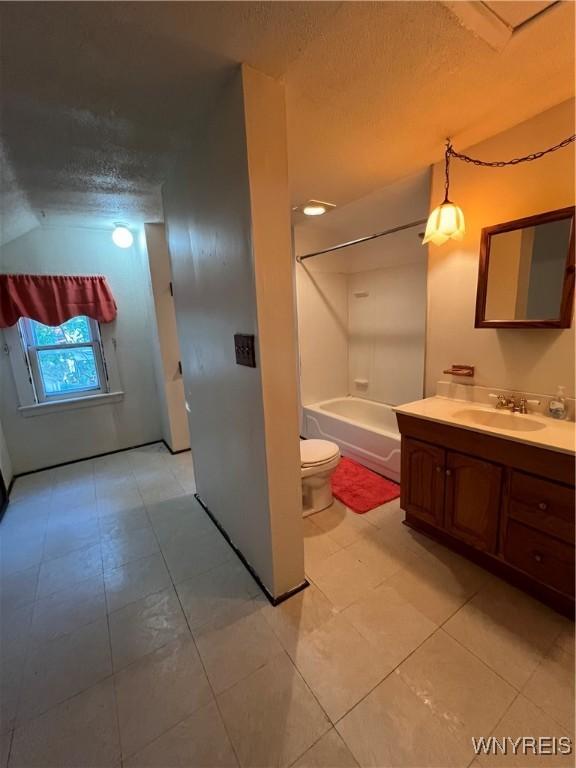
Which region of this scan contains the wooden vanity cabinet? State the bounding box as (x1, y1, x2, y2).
(397, 414, 576, 618)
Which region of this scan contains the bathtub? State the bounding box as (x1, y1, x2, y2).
(302, 396, 401, 482)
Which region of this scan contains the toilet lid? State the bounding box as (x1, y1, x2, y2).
(300, 439, 340, 467)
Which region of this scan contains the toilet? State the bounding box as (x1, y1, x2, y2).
(300, 439, 341, 517)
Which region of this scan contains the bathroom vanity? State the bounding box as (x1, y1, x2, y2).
(395, 397, 575, 617)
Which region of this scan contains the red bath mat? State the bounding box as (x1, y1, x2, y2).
(331, 457, 400, 514)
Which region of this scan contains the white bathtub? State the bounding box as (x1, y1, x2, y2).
(302, 396, 401, 482)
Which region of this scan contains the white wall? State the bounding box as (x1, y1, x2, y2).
(144, 223, 190, 453)
(426, 99, 575, 398)
(0, 226, 162, 473)
(348, 261, 426, 405)
(163, 65, 304, 599)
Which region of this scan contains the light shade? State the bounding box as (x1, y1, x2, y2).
(112, 226, 134, 249)
(422, 202, 465, 246)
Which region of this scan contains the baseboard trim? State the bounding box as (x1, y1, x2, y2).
(161, 440, 192, 456)
(0, 476, 13, 522)
(193, 493, 309, 607)
(12, 439, 165, 479)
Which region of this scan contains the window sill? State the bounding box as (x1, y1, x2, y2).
(18, 391, 125, 418)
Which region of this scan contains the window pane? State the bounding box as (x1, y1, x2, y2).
(37, 347, 100, 396)
(30, 316, 92, 346)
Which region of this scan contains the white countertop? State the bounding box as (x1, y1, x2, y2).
(394, 397, 576, 455)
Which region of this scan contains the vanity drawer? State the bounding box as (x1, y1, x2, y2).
(503, 519, 575, 597)
(508, 471, 575, 544)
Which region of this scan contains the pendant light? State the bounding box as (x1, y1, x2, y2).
(423, 133, 576, 246)
(423, 141, 465, 246)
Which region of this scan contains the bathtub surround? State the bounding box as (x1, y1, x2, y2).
(295, 169, 429, 409)
(426, 99, 575, 398)
(163, 65, 304, 601)
(143, 223, 190, 453)
(0, 226, 163, 474)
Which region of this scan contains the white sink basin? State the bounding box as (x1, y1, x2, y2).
(452, 409, 546, 432)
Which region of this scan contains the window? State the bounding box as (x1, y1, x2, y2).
(17, 316, 109, 403)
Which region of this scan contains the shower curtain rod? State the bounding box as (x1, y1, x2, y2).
(296, 218, 428, 262)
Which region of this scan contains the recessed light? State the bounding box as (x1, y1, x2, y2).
(293, 199, 336, 217)
(112, 224, 133, 248)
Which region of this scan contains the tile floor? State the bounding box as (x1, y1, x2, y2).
(0, 443, 573, 768)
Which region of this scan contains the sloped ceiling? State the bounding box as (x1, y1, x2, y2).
(0, 1, 574, 243)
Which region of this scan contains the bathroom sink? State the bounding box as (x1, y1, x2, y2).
(452, 409, 546, 432)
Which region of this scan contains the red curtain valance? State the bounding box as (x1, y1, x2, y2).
(0, 274, 117, 328)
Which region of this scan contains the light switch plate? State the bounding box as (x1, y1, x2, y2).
(234, 334, 256, 368)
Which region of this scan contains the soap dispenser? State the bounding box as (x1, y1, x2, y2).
(548, 386, 567, 420)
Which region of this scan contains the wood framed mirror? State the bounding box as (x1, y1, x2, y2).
(475, 206, 575, 329)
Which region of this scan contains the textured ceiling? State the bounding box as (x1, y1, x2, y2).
(0, 1, 574, 243)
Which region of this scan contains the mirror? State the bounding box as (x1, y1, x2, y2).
(475, 206, 575, 328)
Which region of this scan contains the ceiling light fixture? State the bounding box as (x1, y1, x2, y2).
(424, 134, 576, 247)
(112, 224, 133, 249)
(294, 199, 336, 217)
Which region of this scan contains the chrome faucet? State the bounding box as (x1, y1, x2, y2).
(493, 394, 539, 414)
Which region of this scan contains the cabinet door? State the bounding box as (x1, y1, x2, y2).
(401, 438, 445, 527)
(444, 451, 502, 552)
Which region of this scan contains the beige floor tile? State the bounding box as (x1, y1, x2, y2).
(397, 630, 516, 746)
(98, 507, 151, 538)
(303, 518, 341, 568)
(137, 478, 186, 506)
(114, 639, 213, 759)
(36, 543, 103, 599)
(262, 583, 337, 655)
(109, 586, 191, 671)
(444, 581, 565, 689)
(345, 526, 420, 583)
(19, 617, 112, 722)
(97, 489, 143, 517)
(359, 498, 402, 529)
(0, 566, 38, 617)
(197, 610, 284, 694)
(306, 549, 384, 611)
(1, 603, 33, 665)
(161, 529, 233, 584)
(311, 503, 373, 547)
(104, 552, 171, 614)
(146, 495, 213, 543)
(291, 613, 392, 722)
(175, 559, 263, 637)
(291, 729, 358, 768)
(343, 582, 436, 670)
(9, 678, 121, 768)
(124, 700, 238, 768)
(523, 644, 575, 731)
(218, 652, 330, 768)
(30, 574, 106, 644)
(337, 671, 472, 768)
(554, 622, 575, 657)
(1, 657, 25, 734)
(43, 516, 100, 562)
(475, 695, 574, 767)
(0, 530, 45, 577)
(101, 527, 160, 572)
(384, 544, 492, 625)
(0, 731, 12, 768)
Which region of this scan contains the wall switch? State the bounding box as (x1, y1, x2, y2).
(234, 334, 256, 368)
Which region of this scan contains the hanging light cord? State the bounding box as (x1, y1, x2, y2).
(447, 133, 576, 168)
(441, 133, 576, 204)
